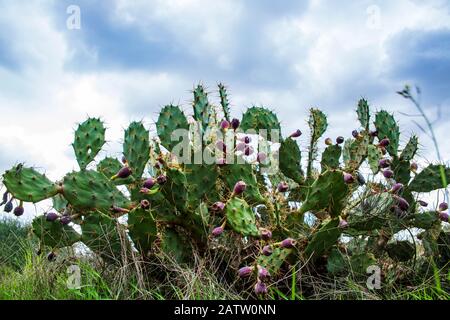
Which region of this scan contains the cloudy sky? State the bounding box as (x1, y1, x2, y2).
(0, 0, 449, 219)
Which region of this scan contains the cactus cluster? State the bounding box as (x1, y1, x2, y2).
(1, 84, 449, 297)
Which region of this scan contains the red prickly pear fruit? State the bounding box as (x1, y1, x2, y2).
(290, 129, 302, 138)
(13, 206, 24, 217)
(143, 178, 156, 189)
(438, 202, 448, 212)
(258, 267, 270, 280)
(47, 252, 56, 262)
(46, 212, 59, 222)
(60, 216, 72, 225)
(393, 195, 410, 211)
(233, 181, 247, 195)
(257, 152, 267, 164)
(339, 219, 349, 229)
(140, 199, 150, 210)
(277, 182, 289, 193)
(157, 174, 167, 185)
(418, 200, 428, 207)
(379, 138, 390, 147)
(212, 226, 224, 237)
(336, 136, 345, 144)
(410, 162, 418, 172)
(112, 166, 132, 180)
(259, 228, 272, 241)
(379, 159, 390, 168)
(439, 212, 449, 222)
(262, 245, 273, 256)
(391, 183, 404, 193)
(211, 201, 225, 212)
(325, 138, 333, 146)
(220, 120, 230, 130)
(382, 169, 394, 179)
(244, 145, 254, 156)
(238, 266, 253, 278)
(216, 140, 227, 152)
(351, 130, 359, 138)
(344, 173, 354, 184)
(231, 118, 240, 130)
(280, 238, 296, 249)
(254, 280, 268, 295)
(4, 200, 13, 213)
(236, 142, 246, 152)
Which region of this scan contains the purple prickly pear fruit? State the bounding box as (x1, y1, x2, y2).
(220, 120, 230, 130)
(260, 228, 272, 241)
(352, 130, 359, 138)
(112, 166, 132, 180)
(438, 202, 448, 212)
(343, 173, 354, 184)
(379, 138, 390, 147)
(379, 159, 390, 169)
(0, 191, 8, 206)
(46, 212, 59, 222)
(262, 245, 273, 256)
(277, 182, 289, 193)
(231, 118, 240, 130)
(339, 219, 349, 229)
(257, 152, 267, 164)
(211, 201, 225, 212)
(4, 200, 13, 213)
(280, 238, 296, 249)
(258, 267, 270, 280)
(254, 280, 268, 295)
(157, 174, 167, 185)
(370, 130, 378, 137)
(216, 140, 227, 152)
(383, 169, 394, 179)
(242, 136, 251, 144)
(391, 183, 404, 194)
(212, 226, 224, 237)
(236, 142, 246, 152)
(439, 212, 449, 222)
(143, 178, 156, 189)
(140, 199, 150, 210)
(336, 136, 345, 144)
(238, 266, 253, 278)
(47, 252, 56, 262)
(325, 138, 333, 146)
(244, 145, 254, 156)
(410, 162, 418, 172)
(233, 181, 247, 195)
(13, 206, 24, 217)
(418, 200, 428, 207)
(393, 195, 410, 211)
(289, 129, 302, 138)
(60, 216, 71, 225)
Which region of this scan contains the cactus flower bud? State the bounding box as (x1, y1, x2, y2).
(344, 173, 354, 184)
(111, 166, 132, 180)
(438, 202, 448, 212)
(325, 138, 333, 146)
(383, 169, 394, 179)
(212, 226, 224, 237)
(258, 267, 270, 280)
(410, 162, 418, 172)
(439, 212, 449, 222)
(60, 216, 72, 225)
(257, 152, 267, 164)
(418, 200, 428, 207)
(277, 182, 289, 193)
(233, 181, 247, 195)
(379, 159, 391, 169)
(4, 200, 13, 213)
(379, 138, 390, 147)
(231, 118, 240, 130)
(46, 212, 59, 222)
(280, 238, 296, 249)
(254, 280, 268, 295)
(140, 199, 150, 210)
(157, 174, 167, 185)
(211, 201, 225, 212)
(391, 183, 404, 194)
(393, 195, 410, 211)
(262, 245, 273, 256)
(260, 228, 272, 241)
(238, 266, 253, 278)
(220, 120, 230, 130)
(13, 206, 24, 217)
(290, 129, 302, 138)
(339, 219, 349, 229)
(143, 178, 156, 189)
(336, 136, 345, 144)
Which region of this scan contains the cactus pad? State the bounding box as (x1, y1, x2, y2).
(72, 118, 106, 170)
(374, 110, 400, 156)
(367, 145, 383, 174)
(400, 135, 419, 161)
(409, 164, 450, 192)
(156, 105, 189, 153)
(279, 137, 304, 184)
(357, 98, 370, 130)
(161, 167, 188, 213)
(218, 83, 231, 121)
(225, 197, 259, 237)
(123, 122, 150, 179)
(32, 215, 80, 248)
(240, 106, 281, 141)
(321, 145, 342, 172)
(304, 218, 341, 259)
(128, 207, 157, 255)
(257, 247, 293, 275)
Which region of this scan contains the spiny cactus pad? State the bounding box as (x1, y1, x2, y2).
(128, 207, 157, 255)
(123, 122, 150, 179)
(321, 145, 342, 172)
(161, 167, 188, 213)
(156, 105, 189, 153)
(240, 106, 280, 141)
(225, 197, 259, 237)
(3, 166, 59, 203)
(257, 247, 293, 275)
(304, 218, 341, 259)
(357, 98, 370, 130)
(32, 215, 80, 248)
(374, 110, 400, 156)
(72, 118, 106, 170)
(400, 135, 419, 161)
(279, 137, 304, 184)
(218, 83, 231, 121)
(409, 164, 450, 192)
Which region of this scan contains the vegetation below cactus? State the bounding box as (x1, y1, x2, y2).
(0, 83, 449, 300)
